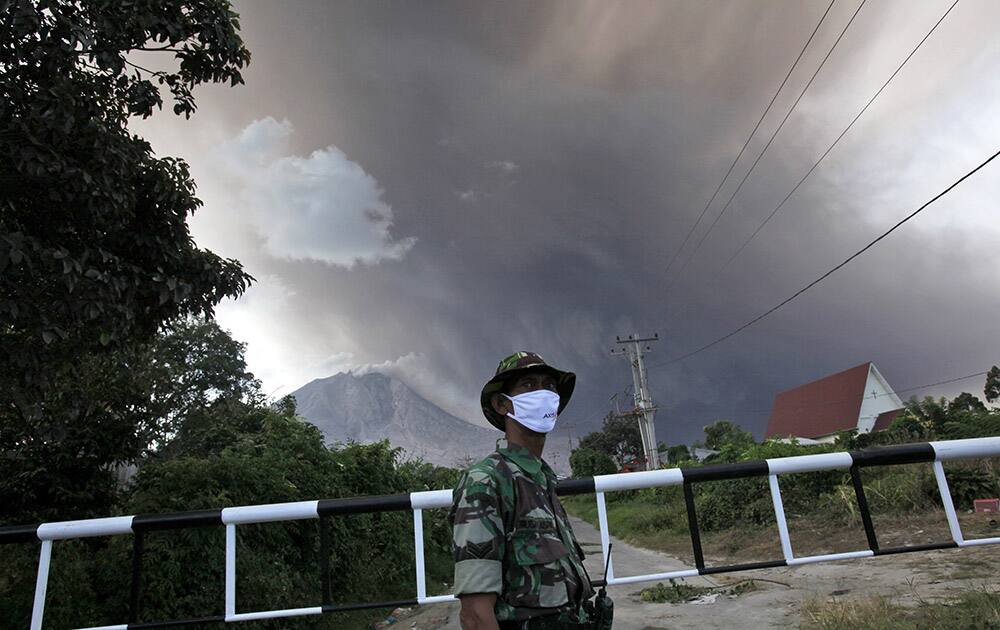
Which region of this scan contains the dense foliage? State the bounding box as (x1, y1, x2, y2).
(1, 0, 255, 520)
(0, 4, 461, 627)
(569, 446, 616, 478)
(569, 372, 1000, 533)
(0, 321, 458, 628)
(986, 366, 999, 404)
(575, 412, 644, 468)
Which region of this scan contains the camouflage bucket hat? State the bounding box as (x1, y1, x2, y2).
(480, 351, 576, 431)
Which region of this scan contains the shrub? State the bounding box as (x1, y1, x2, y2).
(570, 447, 617, 478)
(694, 477, 774, 531)
(944, 462, 1000, 510)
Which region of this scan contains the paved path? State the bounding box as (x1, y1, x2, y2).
(399, 516, 995, 629)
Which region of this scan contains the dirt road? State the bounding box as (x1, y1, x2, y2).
(400, 516, 998, 629)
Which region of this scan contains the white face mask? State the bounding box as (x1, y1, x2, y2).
(505, 389, 560, 434)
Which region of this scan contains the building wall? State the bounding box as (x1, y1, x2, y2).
(811, 433, 840, 444)
(856, 364, 904, 433)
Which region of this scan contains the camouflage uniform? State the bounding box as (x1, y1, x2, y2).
(450, 439, 594, 624)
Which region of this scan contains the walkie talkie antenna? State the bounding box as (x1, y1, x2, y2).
(600, 543, 613, 593)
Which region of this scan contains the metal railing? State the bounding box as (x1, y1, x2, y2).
(2, 436, 999, 629)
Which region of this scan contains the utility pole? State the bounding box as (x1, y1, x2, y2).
(611, 333, 660, 470)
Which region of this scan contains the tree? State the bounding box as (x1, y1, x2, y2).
(896, 392, 1000, 443)
(1, 319, 460, 627)
(569, 447, 617, 478)
(1, 318, 262, 522)
(986, 366, 1000, 404)
(2, 403, 447, 629)
(903, 396, 950, 433)
(950, 392, 987, 414)
(664, 444, 692, 466)
(2, 0, 253, 382)
(576, 412, 644, 467)
(702, 420, 754, 451)
(140, 318, 262, 446)
(1, 1, 253, 520)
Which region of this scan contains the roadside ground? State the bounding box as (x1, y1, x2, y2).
(396, 514, 1000, 629)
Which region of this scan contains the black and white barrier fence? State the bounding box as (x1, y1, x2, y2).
(3, 436, 1000, 629)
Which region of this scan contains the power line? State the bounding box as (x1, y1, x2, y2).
(666, 0, 868, 292)
(721, 0, 962, 271)
(888, 370, 989, 399)
(650, 146, 1000, 368)
(662, 0, 838, 279)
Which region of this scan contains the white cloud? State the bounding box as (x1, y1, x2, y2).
(214, 275, 358, 397)
(485, 159, 519, 174)
(455, 189, 478, 203)
(214, 117, 415, 266)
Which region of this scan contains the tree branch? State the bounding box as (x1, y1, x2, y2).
(76, 45, 183, 55)
(125, 59, 159, 76)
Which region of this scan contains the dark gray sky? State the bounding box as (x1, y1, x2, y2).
(134, 0, 1000, 447)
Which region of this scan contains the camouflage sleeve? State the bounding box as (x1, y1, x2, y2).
(450, 467, 505, 595)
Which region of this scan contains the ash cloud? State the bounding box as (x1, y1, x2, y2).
(139, 0, 1000, 444)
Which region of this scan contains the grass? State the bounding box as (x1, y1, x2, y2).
(638, 578, 759, 604)
(563, 490, 987, 566)
(566, 488, 1000, 628)
(563, 460, 1000, 628)
(562, 494, 693, 558)
(563, 493, 789, 564)
(639, 580, 713, 603)
(802, 588, 1000, 629)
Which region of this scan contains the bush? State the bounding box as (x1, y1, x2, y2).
(856, 466, 940, 514)
(570, 447, 617, 478)
(943, 462, 1000, 510)
(694, 477, 774, 531)
(0, 406, 457, 629)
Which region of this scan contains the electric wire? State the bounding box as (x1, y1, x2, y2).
(883, 371, 991, 402)
(666, 0, 868, 292)
(721, 0, 962, 271)
(650, 146, 1000, 368)
(661, 0, 838, 279)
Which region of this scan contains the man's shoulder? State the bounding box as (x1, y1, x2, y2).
(461, 452, 510, 484)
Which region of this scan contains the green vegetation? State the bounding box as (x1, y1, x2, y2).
(2, 0, 253, 523)
(576, 412, 645, 468)
(638, 578, 758, 603)
(986, 367, 1000, 404)
(639, 580, 713, 603)
(0, 5, 460, 627)
(566, 377, 1000, 560)
(570, 447, 617, 478)
(802, 589, 1000, 629)
(0, 320, 458, 628)
(639, 580, 759, 604)
(702, 419, 754, 451)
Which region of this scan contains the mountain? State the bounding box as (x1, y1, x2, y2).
(291, 371, 500, 467)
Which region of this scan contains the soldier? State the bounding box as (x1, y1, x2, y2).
(451, 352, 596, 629)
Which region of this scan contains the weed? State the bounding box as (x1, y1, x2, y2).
(728, 579, 760, 597)
(638, 578, 760, 604)
(802, 587, 1000, 629)
(639, 580, 712, 603)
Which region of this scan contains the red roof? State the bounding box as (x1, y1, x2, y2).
(765, 363, 872, 439)
(872, 408, 904, 432)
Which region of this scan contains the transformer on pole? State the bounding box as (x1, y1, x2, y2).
(612, 333, 660, 470)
